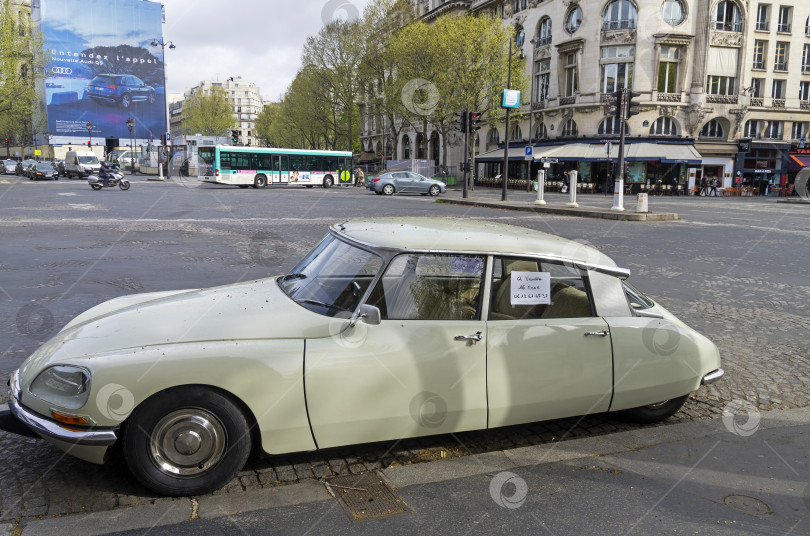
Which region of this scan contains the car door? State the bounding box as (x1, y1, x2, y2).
(408, 172, 428, 193)
(306, 253, 488, 449)
(486, 257, 614, 428)
(391, 171, 412, 192)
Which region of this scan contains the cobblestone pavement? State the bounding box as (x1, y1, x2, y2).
(0, 182, 808, 529)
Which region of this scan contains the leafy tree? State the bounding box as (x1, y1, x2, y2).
(0, 0, 47, 145)
(181, 86, 235, 137)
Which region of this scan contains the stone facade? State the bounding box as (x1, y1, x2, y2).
(182, 77, 264, 147)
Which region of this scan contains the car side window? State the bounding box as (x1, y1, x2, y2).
(489, 257, 594, 320)
(367, 254, 484, 320)
(391, 172, 407, 179)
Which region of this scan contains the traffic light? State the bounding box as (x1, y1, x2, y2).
(455, 112, 468, 133)
(87, 141, 91, 148)
(625, 90, 641, 119)
(160, 133, 167, 146)
(469, 111, 483, 132)
(610, 90, 623, 119)
(232, 130, 239, 144)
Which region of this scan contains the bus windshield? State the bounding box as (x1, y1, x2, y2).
(198, 147, 215, 175)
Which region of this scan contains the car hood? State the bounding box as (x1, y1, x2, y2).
(17, 277, 338, 380)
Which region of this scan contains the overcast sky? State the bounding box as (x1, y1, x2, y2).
(161, 0, 373, 102)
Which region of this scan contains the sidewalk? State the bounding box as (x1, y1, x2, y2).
(14, 407, 810, 535)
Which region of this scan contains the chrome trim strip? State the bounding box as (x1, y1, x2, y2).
(701, 368, 725, 385)
(8, 372, 116, 447)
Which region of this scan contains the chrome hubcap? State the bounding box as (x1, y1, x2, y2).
(149, 409, 226, 476)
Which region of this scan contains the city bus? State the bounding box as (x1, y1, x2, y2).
(198, 146, 353, 189)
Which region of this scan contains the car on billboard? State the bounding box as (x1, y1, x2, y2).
(87, 74, 156, 108)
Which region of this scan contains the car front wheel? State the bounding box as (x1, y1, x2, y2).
(429, 185, 441, 196)
(619, 394, 689, 424)
(382, 184, 395, 196)
(121, 93, 132, 108)
(122, 387, 252, 497)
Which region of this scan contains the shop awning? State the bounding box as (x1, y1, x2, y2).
(357, 152, 377, 163)
(477, 142, 703, 164)
(475, 146, 532, 162)
(788, 154, 810, 172)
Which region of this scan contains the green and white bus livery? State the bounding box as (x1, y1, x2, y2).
(198, 146, 352, 189)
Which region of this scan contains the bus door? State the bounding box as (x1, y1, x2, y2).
(279, 155, 290, 183)
(339, 157, 351, 185)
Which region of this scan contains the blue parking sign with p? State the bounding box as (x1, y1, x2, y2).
(525, 146, 532, 157)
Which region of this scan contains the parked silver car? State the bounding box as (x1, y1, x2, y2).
(2, 159, 17, 174)
(368, 171, 446, 196)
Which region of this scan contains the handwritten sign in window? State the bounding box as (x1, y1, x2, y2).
(511, 271, 551, 305)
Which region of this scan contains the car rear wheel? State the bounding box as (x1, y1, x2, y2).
(121, 93, 132, 108)
(123, 387, 252, 497)
(382, 184, 395, 196)
(619, 394, 689, 424)
(429, 185, 441, 196)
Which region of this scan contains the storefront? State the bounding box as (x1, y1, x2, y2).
(788, 147, 810, 188)
(735, 142, 790, 195)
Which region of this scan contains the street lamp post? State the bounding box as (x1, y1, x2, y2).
(151, 38, 176, 180)
(501, 30, 525, 202)
(86, 122, 93, 151)
(126, 118, 135, 174)
(527, 36, 539, 192)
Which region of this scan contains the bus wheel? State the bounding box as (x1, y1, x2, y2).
(254, 175, 267, 188)
(323, 175, 334, 189)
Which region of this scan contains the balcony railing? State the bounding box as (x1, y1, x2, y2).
(756, 21, 769, 31)
(706, 94, 739, 104)
(777, 23, 791, 33)
(750, 97, 764, 106)
(602, 19, 636, 31)
(657, 92, 681, 102)
(532, 100, 546, 110)
(774, 62, 788, 71)
(535, 36, 552, 46)
(712, 21, 743, 32)
(802, 100, 810, 110)
(772, 98, 786, 108)
(803, 64, 810, 73)
(560, 96, 576, 105)
(753, 61, 765, 70)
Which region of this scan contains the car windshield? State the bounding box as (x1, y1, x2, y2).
(37, 163, 54, 171)
(78, 156, 99, 164)
(279, 234, 383, 318)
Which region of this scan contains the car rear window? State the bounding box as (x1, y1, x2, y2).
(91, 76, 119, 85)
(622, 282, 655, 310)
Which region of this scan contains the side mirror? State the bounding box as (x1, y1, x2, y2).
(352, 304, 381, 326)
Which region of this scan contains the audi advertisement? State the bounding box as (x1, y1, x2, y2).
(34, 0, 166, 142)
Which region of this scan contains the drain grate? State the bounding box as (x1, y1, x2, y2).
(723, 495, 771, 516)
(324, 472, 409, 521)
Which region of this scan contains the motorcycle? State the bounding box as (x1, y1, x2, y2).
(88, 168, 130, 191)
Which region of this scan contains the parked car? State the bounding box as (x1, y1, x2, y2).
(87, 74, 156, 108)
(15, 159, 36, 176)
(54, 160, 67, 177)
(4, 218, 723, 496)
(2, 159, 17, 174)
(29, 162, 59, 181)
(368, 171, 446, 196)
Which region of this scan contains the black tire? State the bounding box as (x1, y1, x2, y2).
(119, 180, 130, 191)
(382, 184, 395, 196)
(429, 185, 441, 196)
(323, 175, 334, 189)
(254, 175, 267, 188)
(55, 176, 59, 181)
(618, 394, 689, 424)
(121, 93, 132, 108)
(122, 387, 252, 497)
(90, 184, 102, 190)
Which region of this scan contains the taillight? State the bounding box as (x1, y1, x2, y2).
(215, 169, 219, 177)
(104, 85, 117, 90)
(372, 178, 381, 182)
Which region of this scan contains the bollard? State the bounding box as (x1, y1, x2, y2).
(636, 192, 648, 213)
(566, 170, 579, 208)
(611, 179, 625, 211)
(534, 169, 546, 205)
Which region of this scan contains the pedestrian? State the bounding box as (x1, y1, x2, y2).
(699, 176, 708, 196)
(710, 177, 718, 196)
(355, 167, 365, 187)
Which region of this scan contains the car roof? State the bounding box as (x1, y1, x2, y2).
(331, 218, 625, 276)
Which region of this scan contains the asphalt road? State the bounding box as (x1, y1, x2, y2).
(0, 174, 809, 529)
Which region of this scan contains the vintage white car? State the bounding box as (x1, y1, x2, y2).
(5, 218, 723, 496)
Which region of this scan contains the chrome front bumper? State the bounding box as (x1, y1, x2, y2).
(701, 368, 725, 385)
(8, 370, 117, 447)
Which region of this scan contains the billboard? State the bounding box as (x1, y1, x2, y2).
(35, 0, 166, 143)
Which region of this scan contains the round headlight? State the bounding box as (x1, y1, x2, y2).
(29, 365, 91, 410)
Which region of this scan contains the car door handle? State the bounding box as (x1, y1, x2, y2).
(585, 330, 609, 337)
(454, 331, 483, 344)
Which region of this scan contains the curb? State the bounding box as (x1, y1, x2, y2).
(436, 198, 679, 221)
(14, 407, 810, 533)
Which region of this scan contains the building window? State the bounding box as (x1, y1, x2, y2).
(662, 0, 685, 26)
(601, 46, 635, 93)
(564, 53, 578, 96)
(707, 75, 735, 95)
(806, 16, 810, 36)
(657, 46, 681, 93)
(561, 119, 578, 137)
(536, 59, 550, 101)
(603, 0, 637, 30)
(772, 79, 785, 99)
(751, 78, 764, 98)
(699, 119, 725, 138)
(650, 117, 678, 136)
(744, 120, 762, 138)
(535, 123, 548, 140)
(756, 4, 770, 31)
(800, 81, 810, 101)
(803, 45, 810, 72)
(488, 128, 500, 144)
(775, 42, 789, 70)
(537, 17, 552, 46)
(598, 117, 627, 135)
(565, 7, 583, 33)
(514, 0, 528, 13)
(777, 6, 792, 32)
(712, 1, 742, 32)
(791, 122, 809, 140)
(510, 124, 523, 141)
(763, 121, 783, 139)
(753, 40, 767, 69)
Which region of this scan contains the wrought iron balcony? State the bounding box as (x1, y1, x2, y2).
(602, 19, 636, 31)
(706, 94, 739, 104)
(657, 93, 681, 102)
